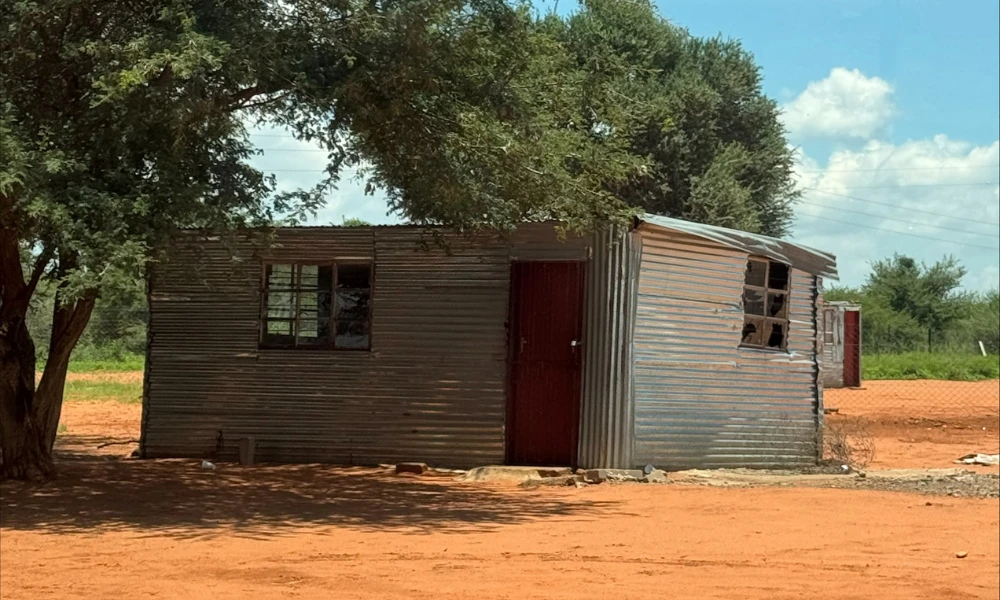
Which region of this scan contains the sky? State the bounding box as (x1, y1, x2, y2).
(249, 0, 1000, 292)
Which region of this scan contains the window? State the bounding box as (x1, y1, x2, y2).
(740, 258, 790, 351)
(823, 308, 835, 345)
(260, 263, 372, 350)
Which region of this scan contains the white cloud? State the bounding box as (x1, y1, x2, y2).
(791, 137, 1000, 291)
(248, 125, 401, 225)
(781, 67, 896, 139)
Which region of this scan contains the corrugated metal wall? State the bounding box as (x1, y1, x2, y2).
(820, 301, 846, 388)
(577, 227, 640, 469)
(143, 226, 560, 468)
(632, 227, 821, 469)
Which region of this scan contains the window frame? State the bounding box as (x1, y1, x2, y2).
(740, 257, 791, 352)
(258, 260, 373, 351)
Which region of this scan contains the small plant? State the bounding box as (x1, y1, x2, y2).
(823, 417, 875, 471)
(57, 423, 68, 435)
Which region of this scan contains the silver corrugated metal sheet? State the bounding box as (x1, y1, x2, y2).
(577, 227, 639, 469)
(142, 227, 514, 468)
(639, 213, 838, 280)
(632, 227, 821, 469)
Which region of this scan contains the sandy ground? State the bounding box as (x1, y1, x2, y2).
(1, 376, 998, 599)
(825, 380, 1000, 472)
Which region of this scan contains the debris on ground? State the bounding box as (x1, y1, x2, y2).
(585, 469, 645, 483)
(956, 551, 969, 558)
(200, 460, 217, 471)
(395, 462, 429, 475)
(954, 453, 1000, 466)
(668, 467, 1000, 498)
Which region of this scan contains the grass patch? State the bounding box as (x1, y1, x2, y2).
(864, 352, 1000, 381)
(37, 353, 145, 373)
(64, 380, 142, 404)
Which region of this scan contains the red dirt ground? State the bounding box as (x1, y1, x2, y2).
(825, 380, 1000, 472)
(1, 377, 998, 600)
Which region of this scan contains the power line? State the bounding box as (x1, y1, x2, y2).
(797, 200, 1000, 238)
(811, 182, 998, 190)
(802, 187, 1000, 226)
(794, 213, 1000, 251)
(798, 165, 1000, 174)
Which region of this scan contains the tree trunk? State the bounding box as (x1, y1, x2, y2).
(0, 292, 95, 481)
(0, 310, 55, 480)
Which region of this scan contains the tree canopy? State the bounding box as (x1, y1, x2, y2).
(826, 255, 996, 355)
(1, 0, 797, 479)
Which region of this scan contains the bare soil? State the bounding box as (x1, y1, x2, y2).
(825, 380, 1000, 472)
(1, 376, 998, 599)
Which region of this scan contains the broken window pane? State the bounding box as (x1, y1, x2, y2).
(745, 259, 767, 287)
(741, 317, 763, 346)
(767, 261, 790, 290)
(765, 321, 786, 349)
(743, 288, 765, 315)
(261, 262, 372, 351)
(336, 289, 371, 321)
(741, 258, 792, 351)
(337, 263, 370, 289)
(767, 292, 787, 318)
(335, 319, 370, 349)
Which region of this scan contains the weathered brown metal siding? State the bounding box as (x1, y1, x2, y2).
(143, 227, 518, 468)
(577, 227, 639, 469)
(632, 226, 821, 469)
(508, 222, 591, 261)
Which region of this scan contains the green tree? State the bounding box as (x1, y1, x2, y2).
(864, 255, 969, 352)
(549, 0, 798, 236)
(0, 0, 643, 479)
(340, 217, 371, 227)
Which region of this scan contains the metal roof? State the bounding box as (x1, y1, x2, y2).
(636, 213, 838, 280)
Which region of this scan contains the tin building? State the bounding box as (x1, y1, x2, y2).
(141, 214, 837, 470)
(819, 301, 862, 388)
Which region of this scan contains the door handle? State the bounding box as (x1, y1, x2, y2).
(570, 340, 581, 347)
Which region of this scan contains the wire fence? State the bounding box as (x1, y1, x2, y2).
(26, 295, 999, 467)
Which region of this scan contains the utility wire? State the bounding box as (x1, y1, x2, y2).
(794, 213, 1000, 251)
(802, 187, 1000, 226)
(797, 200, 1000, 238)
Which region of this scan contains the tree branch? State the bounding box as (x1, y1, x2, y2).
(24, 246, 55, 299)
(225, 83, 287, 112)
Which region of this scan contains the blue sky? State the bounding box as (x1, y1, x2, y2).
(251, 0, 1000, 291)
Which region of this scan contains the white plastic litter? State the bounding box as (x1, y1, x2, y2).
(955, 453, 1000, 466)
(201, 460, 217, 470)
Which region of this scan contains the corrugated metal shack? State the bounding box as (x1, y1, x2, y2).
(141, 215, 838, 470)
(820, 301, 862, 388)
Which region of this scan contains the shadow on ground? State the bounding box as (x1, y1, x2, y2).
(1, 443, 619, 539)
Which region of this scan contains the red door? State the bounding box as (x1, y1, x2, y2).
(507, 261, 585, 466)
(843, 310, 861, 387)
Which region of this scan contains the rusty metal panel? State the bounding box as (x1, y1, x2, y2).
(142, 227, 511, 468)
(632, 227, 821, 469)
(577, 227, 639, 469)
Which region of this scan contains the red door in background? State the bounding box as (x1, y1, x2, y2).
(507, 261, 585, 467)
(843, 310, 861, 387)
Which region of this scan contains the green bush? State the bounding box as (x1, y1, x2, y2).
(863, 352, 1000, 382)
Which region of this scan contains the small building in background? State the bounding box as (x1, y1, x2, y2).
(820, 301, 862, 388)
(141, 214, 838, 471)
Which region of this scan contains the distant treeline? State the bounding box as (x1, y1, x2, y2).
(826, 255, 999, 355)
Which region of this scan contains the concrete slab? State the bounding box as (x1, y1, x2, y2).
(460, 466, 573, 482)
